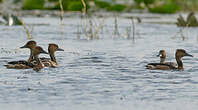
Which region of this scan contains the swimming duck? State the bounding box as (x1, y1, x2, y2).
(4, 46, 47, 69)
(6, 40, 37, 67)
(20, 40, 37, 62)
(146, 49, 193, 70)
(39, 44, 64, 67)
(32, 46, 48, 71)
(157, 50, 177, 67)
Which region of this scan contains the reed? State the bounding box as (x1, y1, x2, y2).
(77, 24, 81, 39)
(114, 16, 120, 36)
(59, 0, 64, 25)
(78, 17, 106, 40)
(81, 0, 86, 15)
(93, 18, 105, 39)
(179, 28, 185, 40)
(88, 19, 94, 40)
(18, 17, 32, 39)
(131, 17, 135, 41)
(81, 17, 88, 39)
(125, 27, 130, 39)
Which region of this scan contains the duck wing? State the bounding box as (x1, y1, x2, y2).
(7, 60, 34, 67)
(4, 60, 34, 69)
(146, 63, 177, 70)
(165, 62, 177, 67)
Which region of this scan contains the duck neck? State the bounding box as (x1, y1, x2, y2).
(176, 57, 183, 70)
(160, 57, 165, 63)
(49, 50, 57, 64)
(28, 49, 34, 62)
(34, 55, 43, 66)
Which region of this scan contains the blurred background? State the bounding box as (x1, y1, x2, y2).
(0, 0, 197, 14)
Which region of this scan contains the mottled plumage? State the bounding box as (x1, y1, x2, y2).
(34, 44, 64, 67)
(4, 45, 48, 70)
(146, 49, 193, 70)
(32, 46, 48, 71)
(4, 41, 37, 69)
(157, 50, 177, 67)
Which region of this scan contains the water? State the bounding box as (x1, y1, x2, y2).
(0, 14, 198, 110)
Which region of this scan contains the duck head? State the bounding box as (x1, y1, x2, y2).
(157, 50, 166, 63)
(175, 49, 193, 59)
(157, 50, 166, 58)
(33, 46, 48, 56)
(20, 40, 37, 49)
(48, 43, 64, 53)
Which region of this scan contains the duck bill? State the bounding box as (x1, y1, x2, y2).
(156, 53, 162, 57)
(20, 45, 28, 48)
(185, 53, 193, 57)
(57, 48, 64, 51)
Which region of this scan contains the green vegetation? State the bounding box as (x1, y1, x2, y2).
(149, 2, 179, 14)
(53, 0, 89, 11)
(22, 0, 45, 10)
(134, 0, 180, 13)
(67, 1, 84, 11)
(176, 12, 198, 27)
(7, 0, 198, 13)
(134, 0, 155, 6)
(94, 0, 111, 9)
(107, 4, 126, 12)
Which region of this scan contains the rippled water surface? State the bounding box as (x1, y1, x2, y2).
(0, 14, 198, 110)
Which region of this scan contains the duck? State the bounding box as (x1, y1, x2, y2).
(36, 43, 64, 67)
(157, 50, 177, 67)
(146, 49, 193, 70)
(32, 46, 48, 71)
(6, 40, 37, 67)
(4, 45, 48, 69)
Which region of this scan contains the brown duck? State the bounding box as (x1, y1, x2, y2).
(39, 44, 64, 67)
(157, 50, 177, 67)
(20, 40, 37, 62)
(4, 45, 48, 69)
(32, 46, 48, 71)
(5, 40, 37, 66)
(146, 49, 193, 70)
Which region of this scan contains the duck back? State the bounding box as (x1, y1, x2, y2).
(146, 63, 177, 70)
(4, 60, 34, 69)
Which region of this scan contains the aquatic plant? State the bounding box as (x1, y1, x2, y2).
(67, 1, 84, 11)
(131, 18, 135, 41)
(22, 0, 45, 10)
(79, 16, 105, 40)
(125, 18, 136, 40)
(114, 17, 119, 35)
(94, 0, 111, 9)
(59, 0, 64, 25)
(19, 18, 33, 39)
(107, 4, 126, 12)
(175, 0, 198, 12)
(176, 12, 198, 27)
(149, 2, 179, 14)
(81, 0, 87, 15)
(2, 14, 22, 26)
(134, 0, 155, 6)
(53, 0, 88, 11)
